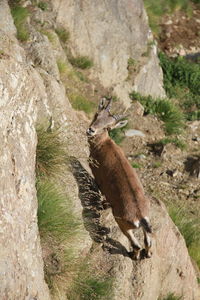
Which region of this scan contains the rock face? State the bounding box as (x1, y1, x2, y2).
(52, 0, 165, 106)
(0, 2, 50, 299)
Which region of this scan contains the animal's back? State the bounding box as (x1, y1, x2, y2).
(89, 138, 150, 222)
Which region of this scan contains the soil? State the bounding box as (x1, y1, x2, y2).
(158, 3, 200, 56)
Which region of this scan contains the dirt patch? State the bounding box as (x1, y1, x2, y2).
(158, 4, 200, 56)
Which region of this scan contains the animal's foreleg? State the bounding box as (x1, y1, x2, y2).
(126, 229, 141, 260)
(143, 229, 152, 258)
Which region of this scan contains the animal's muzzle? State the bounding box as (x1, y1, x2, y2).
(86, 127, 96, 136)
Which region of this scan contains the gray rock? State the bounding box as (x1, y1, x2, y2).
(125, 129, 146, 137)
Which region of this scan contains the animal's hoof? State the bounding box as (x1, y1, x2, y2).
(145, 250, 152, 258)
(128, 251, 140, 260)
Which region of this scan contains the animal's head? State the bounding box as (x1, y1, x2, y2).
(87, 97, 128, 137)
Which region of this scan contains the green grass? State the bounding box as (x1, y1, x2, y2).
(67, 260, 113, 300)
(55, 27, 70, 43)
(40, 30, 56, 44)
(69, 56, 93, 69)
(168, 205, 200, 268)
(38, 1, 48, 10)
(109, 127, 126, 145)
(152, 161, 162, 168)
(69, 94, 96, 114)
(132, 162, 142, 169)
(130, 92, 185, 135)
(160, 293, 182, 300)
(10, 5, 29, 41)
(57, 59, 67, 74)
(37, 179, 80, 241)
(159, 137, 186, 150)
(159, 52, 200, 121)
(36, 126, 67, 178)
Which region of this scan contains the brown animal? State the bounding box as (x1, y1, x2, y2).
(87, 97, 152, 259)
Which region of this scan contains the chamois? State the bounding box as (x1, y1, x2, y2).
(87, 97, 152, 259)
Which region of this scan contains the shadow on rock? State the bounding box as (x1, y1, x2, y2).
(184, 155, 200, 178)
(70, 157, 131, 258)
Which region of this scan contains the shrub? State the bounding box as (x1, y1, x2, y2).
(55, 27, 70, 43)
(168, 205, 200, 268)
(36, 126, 67, 178)
(130, 92, 185, 135)
(37, 180, 80, 242)
(10, 5, 29, 41)
(69, 94, 96, 114)
(69, 56, 93, 69)
(67, 260, 113, 300)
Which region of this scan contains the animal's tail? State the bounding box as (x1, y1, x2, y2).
(140, 218, 152, 233)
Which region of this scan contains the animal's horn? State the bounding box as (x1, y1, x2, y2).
(113, 113, 128, 121)
(105, 97, 112, 112)
(98, 97, 107, 111)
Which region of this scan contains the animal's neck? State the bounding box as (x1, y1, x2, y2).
(88, 131, 110, 150)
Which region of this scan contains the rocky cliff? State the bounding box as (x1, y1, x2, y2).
(0, 0, 199, 299)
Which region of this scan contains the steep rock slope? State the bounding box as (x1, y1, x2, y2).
(0, 0, 199, 299)
(52, 0, 165, 106)
(0, 1, 50, 299)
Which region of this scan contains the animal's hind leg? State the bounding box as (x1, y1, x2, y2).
(143, 229, 152, 258)
(126, 229, 142, 260)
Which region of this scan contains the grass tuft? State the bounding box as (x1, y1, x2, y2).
(69, 94, 96, 114)
(38, 1, 48, 11)
(130, 92, 185, 135)
(37, 179, 80, 242)
(69, 56, 93, 69)
(10, 5, 29, 41)
(36, 126, 67, 178)
(67, 260, 113, 300)
(57, 59, 67, 74)
(55, 27, 70, 43)
(159, 137, 186, 150)
(168, 205, 200, 268)
(160, 293, 182, 300)
(132, 162, 142, 169)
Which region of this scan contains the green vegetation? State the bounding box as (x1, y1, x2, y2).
(160, 293, 182, 300)
(69, 94, 96, 114)
(130, 92, 185, 135)
(10, 5, 29, 41)
(38, 1, 48, 10)
(152, 161, 162, 168)
(40, 30, 56, 44)
(128, 57, 136, 66)
(69, 56, 93, 69)
(37, 179, 80, 241)
(159, 52, 200, 121)
(36, 126, 67, 178)
(159, 137, 186, 150)
(55, 26, 70, 43)
(132, 162, 142, 169)
(57, 59, 67, 74)
(144, 0, 193, 35)
(169, 205, 200, 268)
(67, 260, 113, 300)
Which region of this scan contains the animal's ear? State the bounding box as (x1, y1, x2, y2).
(98, 97, 107, 111)
(112, 120, 128, 129)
